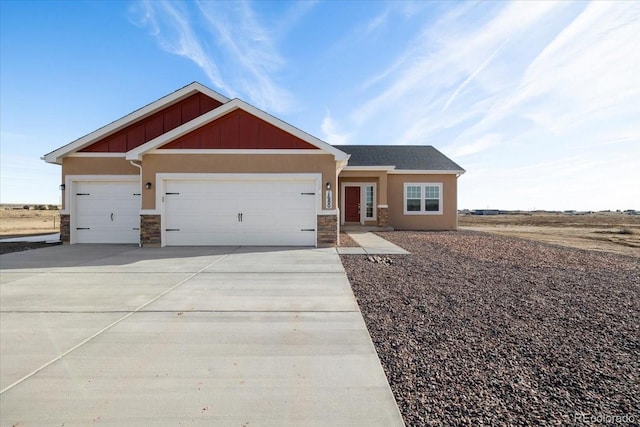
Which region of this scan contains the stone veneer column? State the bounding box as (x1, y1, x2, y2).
(377, 207, 389, 227)
(60, 214, 70, 243)
(316, 214, 338, 247)
(140, 215, 161, 246)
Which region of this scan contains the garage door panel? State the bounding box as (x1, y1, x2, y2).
(74, 181, 140, 244)
(164, 178, 316, 246)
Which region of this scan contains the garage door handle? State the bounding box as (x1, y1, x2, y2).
(301, 229, 315, 232)
(110, 213, 114, 221)
(76, 227, 90, 230)
(301, 192, 315, 195)
(166, 229, 180, 231)
(238, 213, 243, 222)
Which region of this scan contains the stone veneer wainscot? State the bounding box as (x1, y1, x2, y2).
(317, 214, 338, 247)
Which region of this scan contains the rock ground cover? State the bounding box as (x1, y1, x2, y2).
(0, 241, 61, 255)
(341, 230, 639, 426)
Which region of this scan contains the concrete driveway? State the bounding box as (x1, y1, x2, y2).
(0, 245, 403, 426)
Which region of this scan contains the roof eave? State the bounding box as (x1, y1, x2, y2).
(387, 169, 466, 175)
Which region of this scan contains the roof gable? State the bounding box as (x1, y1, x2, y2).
(43, 82, 229, 164)
(159, 109, 316, 150)
(80, 92, 222, 153)
(126, 99, 349, 161)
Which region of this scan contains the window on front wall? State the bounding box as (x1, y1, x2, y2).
(404, 183, 443, 215)
(365, 185, 374, 219)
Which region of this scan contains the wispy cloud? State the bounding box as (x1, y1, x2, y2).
(321, 111, 350, 145)
(130, 1, 232, 95)
(337, 1, 639, 209)
(130, 0, 302, 114)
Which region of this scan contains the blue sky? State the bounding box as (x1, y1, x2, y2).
(1, 0, 638, 210)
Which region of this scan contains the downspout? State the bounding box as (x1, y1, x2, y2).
(129, 161, 143, 247)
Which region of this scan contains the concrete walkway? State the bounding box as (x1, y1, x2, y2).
(337, 232, 410, 255)
(0, 245, 404, 426)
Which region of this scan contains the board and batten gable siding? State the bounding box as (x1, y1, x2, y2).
(387, 174, 458, 230)
(159, 109, 318, 150)
(141, 154, 337, 211)
(79, 93, 222, 153)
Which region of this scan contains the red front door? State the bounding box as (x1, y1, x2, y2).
(345, 186, 361, 222)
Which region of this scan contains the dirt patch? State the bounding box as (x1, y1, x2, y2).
(459, 213, 640, 258)
(341, 231, 639, 425)
(339, 232, 360, 247)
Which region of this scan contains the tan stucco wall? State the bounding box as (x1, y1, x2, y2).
(141, 153, 337, 210)
(61, 157, 140, 209)
(387, 174, 458, 230)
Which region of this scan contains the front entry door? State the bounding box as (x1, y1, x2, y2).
(345, 186, 361, 222)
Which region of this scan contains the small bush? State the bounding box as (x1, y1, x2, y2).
(48, 205, 59, 210)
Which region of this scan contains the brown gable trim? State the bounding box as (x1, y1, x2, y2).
(158, 109, 317, 150)
(80, 93, 222, 153)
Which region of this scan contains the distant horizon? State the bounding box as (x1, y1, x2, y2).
(2, 1, 638, 209)
(1, 203, 637, 213)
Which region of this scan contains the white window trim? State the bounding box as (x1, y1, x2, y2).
(403, 182, 443, 215)
(340, 182, 377, 225)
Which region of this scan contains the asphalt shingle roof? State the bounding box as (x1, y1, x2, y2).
(335, 145, 465, 172)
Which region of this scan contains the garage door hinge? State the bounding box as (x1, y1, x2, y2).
(76, 193, 90, 196)
(165, 192, 180, 195)
(76, 227, 90, 230)
(301, 228, 315, 232)
(133, 193, 141, 196)
(300, 192, 315, 195)
(165, 228, 180, 231)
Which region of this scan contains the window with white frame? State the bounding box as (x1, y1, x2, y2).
(365, 185, 374, 219)
(404, 183, 443, 215)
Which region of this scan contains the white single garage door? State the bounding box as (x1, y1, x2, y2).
(74, 181, 140, 244)
(164, 178, 317, 246)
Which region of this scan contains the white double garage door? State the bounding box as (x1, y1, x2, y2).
(73, 176, 318, 246)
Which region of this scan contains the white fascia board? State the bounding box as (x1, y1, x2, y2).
(67, 153, 126, 158)
(342, 166, 396, 171)
(150, 149, 326, 155)
(42, 82, 230, 165)
(127, 98, 350, 161)
(388, 169, 466, 175)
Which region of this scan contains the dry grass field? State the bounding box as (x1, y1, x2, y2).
(459, 212, 640, 258)
(0, 207, 61, 238)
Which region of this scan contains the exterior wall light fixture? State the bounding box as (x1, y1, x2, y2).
(145, 182, 152, 189)
(59, 184, 65, 191)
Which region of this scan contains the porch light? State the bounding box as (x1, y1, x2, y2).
(326, 182, 331, 191)
(59, 184, 65, 191)
(145, 182, 152, 189)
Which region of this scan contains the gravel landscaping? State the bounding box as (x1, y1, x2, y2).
(0, 241, 61, 255)
(341, 230, 639, 426)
